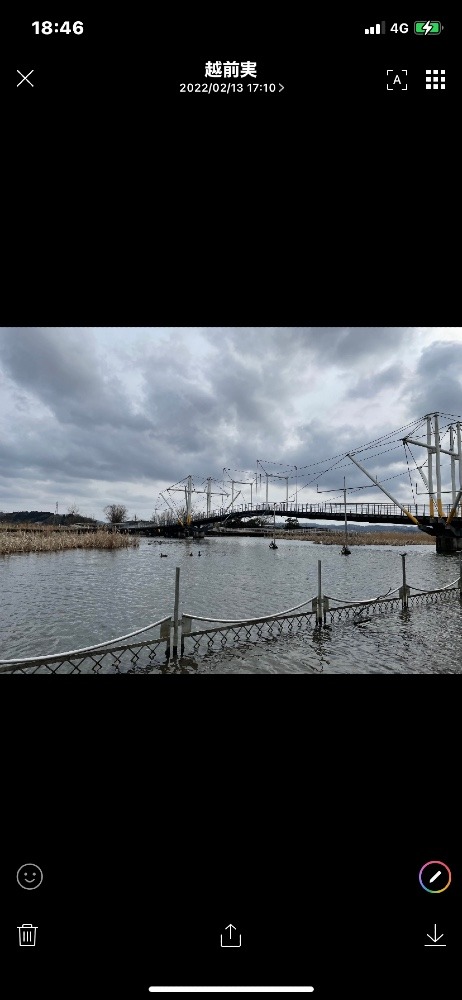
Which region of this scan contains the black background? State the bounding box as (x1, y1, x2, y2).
(1, 8, 459, 998)
(3, 696, 459, 997)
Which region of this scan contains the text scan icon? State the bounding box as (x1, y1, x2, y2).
(386, 70, 408, 91)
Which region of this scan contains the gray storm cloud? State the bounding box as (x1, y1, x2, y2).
(0, 328, 460, 516)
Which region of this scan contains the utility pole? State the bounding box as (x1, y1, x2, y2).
(458, 423, 462, 515)
(450, 425, 457, 506)
(171, 478, 228, 521)
(187, 475, 192, 522)
(223, 471, 254, 512)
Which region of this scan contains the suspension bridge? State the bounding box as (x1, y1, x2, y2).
(135, 413, 462, 553)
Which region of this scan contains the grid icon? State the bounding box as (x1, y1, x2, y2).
(426, 69, 445, 90)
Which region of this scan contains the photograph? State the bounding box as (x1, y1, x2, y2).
(1, 326, 461, 674)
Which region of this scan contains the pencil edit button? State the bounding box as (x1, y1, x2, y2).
(419, 861, 451, 893)
(16, 864, 43, 890)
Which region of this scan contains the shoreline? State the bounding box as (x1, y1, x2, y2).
(209, 529, 434, 546)
(0, 525, 435, 553)
(295, 530, 433, 546)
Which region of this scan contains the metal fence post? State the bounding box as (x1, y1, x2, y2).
(172, 566, 180, 657)
(399, 552, 410, 609)
(161, 616, 172, 659)
(317, 559, 322, 627)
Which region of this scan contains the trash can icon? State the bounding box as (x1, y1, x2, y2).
(18, 923, 37, 946)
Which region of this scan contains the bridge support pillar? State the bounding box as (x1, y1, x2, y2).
(436, 532, 462, 554)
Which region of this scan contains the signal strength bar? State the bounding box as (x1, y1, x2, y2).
(365, 22, 386, 34)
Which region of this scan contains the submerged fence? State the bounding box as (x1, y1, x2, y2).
(1, 557, 461, 674)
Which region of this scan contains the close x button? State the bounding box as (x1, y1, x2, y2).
(17, 69, 35, 87)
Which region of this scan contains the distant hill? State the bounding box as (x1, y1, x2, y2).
(0, 511, 97, 526)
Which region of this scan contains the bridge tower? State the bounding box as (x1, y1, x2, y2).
(349, 413, 462, 553)
(403, 414, 462, 553)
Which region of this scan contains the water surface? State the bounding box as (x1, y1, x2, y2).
(1, 536, 460, 672)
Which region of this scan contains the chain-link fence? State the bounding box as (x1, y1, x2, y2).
(0, 618, 171, 674)
(182, 609, 316, 659)
(1, 558, 461, 673)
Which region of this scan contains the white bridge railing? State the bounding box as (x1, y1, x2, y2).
(191, 501, 458, 521)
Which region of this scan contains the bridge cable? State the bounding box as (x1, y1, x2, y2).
(286, 447, 423, 503)
(257, 417, 425, 472)
(403, 443, 416, 506)
(348, 418, 425, 456)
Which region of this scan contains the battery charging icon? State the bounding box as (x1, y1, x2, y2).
(414, 21, 441, 35)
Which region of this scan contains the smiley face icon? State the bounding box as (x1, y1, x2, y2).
(16, 863, 43, 890)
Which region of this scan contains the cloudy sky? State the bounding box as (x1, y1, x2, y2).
(0, 327, 461, 521)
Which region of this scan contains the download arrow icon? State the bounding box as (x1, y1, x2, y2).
(426, 925, 445, 945)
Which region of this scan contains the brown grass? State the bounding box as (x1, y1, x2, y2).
(0, 527, 139, 555)
(299, 530, 434, 546)
(261, 528, 434, 545)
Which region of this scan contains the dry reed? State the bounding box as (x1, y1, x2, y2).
(307, 530, 434, 546)
(0, 527, 139, 555)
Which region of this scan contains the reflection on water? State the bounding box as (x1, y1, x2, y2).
(1, 536, 461, 673)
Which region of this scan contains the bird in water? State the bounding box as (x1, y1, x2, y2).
(198, 551, 201, 556)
